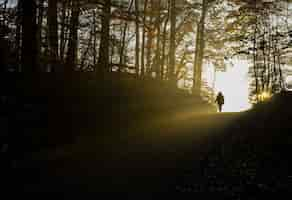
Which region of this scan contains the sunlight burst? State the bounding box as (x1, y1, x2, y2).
(214, 60, 251, 112)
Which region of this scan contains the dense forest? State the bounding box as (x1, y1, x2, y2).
(1, 0, 292, 103)
(3, 1, 292, 197)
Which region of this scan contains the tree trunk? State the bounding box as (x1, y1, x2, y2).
(15, 2, 22, 71)
(146, 25, 153, 76)
(253, 16, 259, 100)
(98, 0, 111, 74)
(140, 0, 148, 77)
(48, 0, 59, 72)
(119, 0, 134, 73)
(192, 0, 207, 93)
(20, 0, 38, 72)
(161, 1, 170, 80)
(154, 15, 161, 79)
(36, 0, 44, 71)
(276, 43, 283, 89)
(80, 31, 93, 71)
(66, 0, 79, 73)
(145, 0, 155, 76)
(60, 0, 68, 64)
(135, 0, 140, 77)
(152, 0, 161, 79)
(267, 23, 272, 90)
(168, 0, 176, 83)
(93, 9, 97, 68)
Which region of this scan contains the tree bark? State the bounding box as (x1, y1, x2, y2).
(155, 24, 161, 79)
(93, 9, 97, 68)
(48, 0, 59, 72)
(36, 0, 44, 71)
(146, 23, 153, 75)
(168, 0, 176, 83)
(135, 0, 140, 77)
(192, 0, 207, 93)
(98, 0, 111, 74)
(66, 0, 79, 72)
(20, 0, 38, 72)
(140, 0, 148, 77)
(253, 15, 259, 100)
(60, 0, 68, 64)
(161, 1, 170, 80)
(119, 0, 134, 73)
(154, 0, 161, 79)
(145, 0, 155, 76)
(15, 2, 22, 71)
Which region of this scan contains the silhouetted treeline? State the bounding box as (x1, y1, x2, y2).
(1, 0, 292, 102)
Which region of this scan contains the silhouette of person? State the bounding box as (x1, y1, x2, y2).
(215, 91, 224, 112)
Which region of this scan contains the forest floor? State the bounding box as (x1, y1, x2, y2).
(1, 74, 292, 199)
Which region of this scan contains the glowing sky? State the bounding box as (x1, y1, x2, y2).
(214, 60, 251, 112)
(285, 75, 292, 90)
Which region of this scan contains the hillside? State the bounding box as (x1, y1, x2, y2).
(0, 74, 216, 153)
(2, 75, 292, 198)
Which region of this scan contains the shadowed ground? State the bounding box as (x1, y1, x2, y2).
(11, 112, 241, 197)
(1, 75, 292, 198)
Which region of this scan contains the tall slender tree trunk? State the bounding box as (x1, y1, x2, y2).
(93, 9, 97, 68)
(16, 2, 22, 71)
(267, 22, 272, 90)
(36, 0, 44, 71)
(66, 0, 79, 73)
(21, 0, 38, 72)
(252, 0, 259, 101)
(155, 21, 161, 79)
(119, 0, 134, 73)
(140, 0, 148, 77)
(119, 22, 126, 73)
(80, 31, 93, 70)
(272, 35, 277, 91)
(60, 0, 68, 63)
(168, 0, 176, 83)
(48, 0, 59, 72)
(276, 42, 283, 89)
(135, 0, 140, 77)
(152, 0, 161, 79)
(193, 0, 207, 93)
(146, 0, 155, 76)
(253, 17, 259, 100)
(98, 0, 111, 74)
(262, 29, 267, 91)
(146, 25, 153, 76)
(161, 2, 170, 80)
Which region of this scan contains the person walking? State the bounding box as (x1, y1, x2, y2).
(215, 91, 224, 112)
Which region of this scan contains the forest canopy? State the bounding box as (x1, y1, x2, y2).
(1, 0, 292, 104)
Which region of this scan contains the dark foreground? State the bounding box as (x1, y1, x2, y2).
(1, 75, 292, 199)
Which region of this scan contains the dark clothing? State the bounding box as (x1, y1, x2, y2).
(215, 93, 224, 112)
(215, 94, 224, 105)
